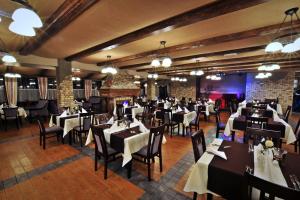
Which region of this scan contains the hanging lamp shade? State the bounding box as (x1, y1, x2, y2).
(2, 54, 17, 63)
(265, 42, 284, 53)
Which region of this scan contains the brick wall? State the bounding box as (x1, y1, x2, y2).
(170, 77, 196, 100)
(102, 71, 139, 89)
(57, 75, 75, 108)
(245, 71, 294, 112)
(147, 79, 156, 100)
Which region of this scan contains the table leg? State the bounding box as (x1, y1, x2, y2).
(125, 160, 132, 179)
(68, 133, 72, 145)
(182, 124, 185, 137)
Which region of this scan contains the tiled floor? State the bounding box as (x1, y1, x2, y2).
(0, 113, 298, 200)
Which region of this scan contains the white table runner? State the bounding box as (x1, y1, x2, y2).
(184, 138, 223, 195)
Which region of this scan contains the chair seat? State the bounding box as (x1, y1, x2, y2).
(73, 125, 88, 133)
(219, 123, 226, 130)
(167, 121, 178, 126)
(45, 126, 63, 134)
(135, 146, 148, 157)
(249, 123, 261, 129)
(107, 145, 119, 156)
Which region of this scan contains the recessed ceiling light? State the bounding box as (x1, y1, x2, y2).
(224, 53, 238, 57)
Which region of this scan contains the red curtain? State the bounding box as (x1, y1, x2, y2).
(38, 77, 48, 99)
(85, 80, 92, 100)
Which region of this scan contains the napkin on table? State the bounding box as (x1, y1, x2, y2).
(206, 148, 227, 160)
(106, 117, 114, 124)
(184, 107, 190, 113)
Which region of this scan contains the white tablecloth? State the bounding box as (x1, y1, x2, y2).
(132, 107, 144, 118)
(183, 111, 197, 127)
(224, 109, 296, 144)
(184, 139, 223, 195)
(0, 107, 27, 118)
(85, 119, 167, 166)
(194, 104, 213, 116)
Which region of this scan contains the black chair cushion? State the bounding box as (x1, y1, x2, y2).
(107, 145, 118, 156)
(45, 126, 63, 134)
(219, 122, 226, 130)
(135, 146, 148, 157)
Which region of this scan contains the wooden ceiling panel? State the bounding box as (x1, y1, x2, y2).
(34, 0, 213, 58)
(79, 0, 299, 64)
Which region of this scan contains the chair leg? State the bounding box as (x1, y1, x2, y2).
(193, 192, 197, 200)
(16, 119, 19, 129)
(147, 158, 151, 181)
(79, 134, 83, 147)
(231, 131, 235, 142)
(40, 133, 42, 146)
(104, 159, 108, 179)
(94, 152, 98, 171)
(170, 126, 173, 138)
(159, 152, 163, 172)
(43, 135, 46, 149)
(207, 193, 213, 200)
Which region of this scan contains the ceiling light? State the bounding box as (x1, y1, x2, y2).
(265, 7, 300, 54)
(206, 75, 211, 79)
(12, 8, 43, 28)
(258, 64, 280, 71)
(101, 55, 118, 75)
(151, 59, 160, 67)
(4, 73, 21, 78)
(72, 77, 81, 81)
(190, 71, 196, 75)
(255, 72, 272, 79)
(151, 41, 172, 68)
(162, 57, 172, 67)
(2, 54, 17, 63)
(9, 21, 36, 36)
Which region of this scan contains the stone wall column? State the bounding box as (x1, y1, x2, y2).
(147, 79, 156, 100)
(56, 59, 74, 107)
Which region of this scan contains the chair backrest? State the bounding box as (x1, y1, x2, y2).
(243, 171, 300, 200)
(245, 128, 281, 147)
(146, 124, 165, 157)
(241, 108, 251, 117)
(116, 104, 124, 120)
(262, 110, 273, 118)
(284, 105, 291, 121)
(163, 108, 173, 123)
(37, 119, 45, 134)
(294, 118, 300, 137)
(3, 107, 18, 118)
(91, 125, 108, 157)
(155, 110, 165, 121)
(191, 130, 206, 163)
(79, 113, 92, 131)
(93, 113, 110, 125)
(248, 116, 268, 129)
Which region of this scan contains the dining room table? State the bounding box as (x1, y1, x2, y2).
(85, 118, 167, 168)
(224, 106, 296, 144)
(172, 110, 197, 136)
(184, 139, 300, 199)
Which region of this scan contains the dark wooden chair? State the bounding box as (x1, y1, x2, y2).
(215, 111, 226, 139)
(262, 110, 273, 118)
(293, 118, 300, 153)
(198, 105, 208, 121)
(247, 116, 268, 129)
(191, 130, 212, 200)
(136, 104, 152, 122)
(155, 110, 165, 126)
(243, 170, 300, 200)
(116, 104, 124, 120)
(93, 113, 111, 125)
(245, 128, 281, 147)
(27, 100, 48, 122)
(91, 125, 121, 179)
(280, 105, 291, 123)
(1, 107, 19, 131)
(134, 124, 165, 181)
(164, 109, 180, 137)
(189, 111, 201, 132)
(73, 112, 93, 147)
(37, 119, 64, 149)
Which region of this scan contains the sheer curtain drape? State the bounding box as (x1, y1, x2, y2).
(38, 77, 48, 99)
(4, 77, 18, 106)
(84, 80, 92, 100)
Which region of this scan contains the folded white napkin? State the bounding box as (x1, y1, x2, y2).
(206, 148, 227, 160)
(0, 104, 3, 109)
(134, 103, 141, 108)
(166, 100, 169, 103)
(184, 107, 190, 113)
(10, 104, 17, 108)
(106, 117, 114, 124)
(162, 100, 165, 103)
(176, 106, 182, 112)
(231, 112, 239, 118)
(132, 118, 149, 132)
(113, 106, 117, 116)
(110, 121, 119, 130)
(60, 111, 67, 117)
(82, 108, 87, 113)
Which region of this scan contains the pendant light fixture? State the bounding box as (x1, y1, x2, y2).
(0, 1, 43, 37)
(265, 7, 300, 53)
(190, 60, 204, 76)
(4, 66, 21, 78)
(151, 41, 172, 68)
(0, 37, 17, 64)
(101, 55, 118, 75)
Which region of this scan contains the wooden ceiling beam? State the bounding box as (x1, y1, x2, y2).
(97, 21, 300, 66)
(155, 58, 300, 74)
(160, 62, 300, 75)
(124, 45, 266, 70)
(19, 0, 100, 55)
(65, 0, 270, 61)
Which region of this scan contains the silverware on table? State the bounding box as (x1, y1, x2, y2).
(223, 146, 231, 149)
(289, 175, 299, 190)
(292, 174, 300, 190)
